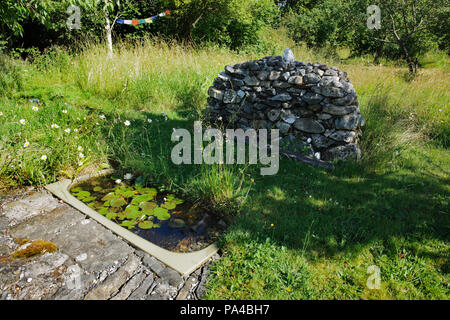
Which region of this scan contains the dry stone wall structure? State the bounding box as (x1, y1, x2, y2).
(205, 55, 365, 161)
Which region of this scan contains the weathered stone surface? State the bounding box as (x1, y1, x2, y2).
(9, 205, 85, 240)
(303, 73, 321, 84)
(329, 130, 356, 143)
(335, 114, 364, 130)
(280, 109, 296, 124)
(205, 54, 364, 161)
(268, 70, 281, 80)
(84, 254, 140, 300)
(294, 118, 325, 134)
(326, 144, 362, 161)
(276, 121, 291, 134)
(176, 275, 198, 300)
(50, 219, 133, 274)
(288, 75, 303, 85)
(223, 89, 237, 104)
(270, 93, 292, 102)
(142, 256, 165, 276)
(322, 104, 357, 116)
(158, 268, 184, 288)
(2, 191, 61, 226)
(311, 134, 335, 148)
(208, 87, 223, 101)
(302, 92, 323, 105)
(243, 76, 260, 86)
(127, 272, 154, 300)
(256, 70, 270, 81)
(267, 109, 281, 122)
(111, 271, 146, 300)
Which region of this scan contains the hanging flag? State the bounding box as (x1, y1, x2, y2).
(116, 9, 172, 25)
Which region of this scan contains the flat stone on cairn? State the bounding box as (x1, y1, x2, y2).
(205, 50, 364, 161)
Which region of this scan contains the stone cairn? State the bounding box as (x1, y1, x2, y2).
(205, 52, 365, 161)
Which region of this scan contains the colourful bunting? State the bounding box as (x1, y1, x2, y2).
(116, 10, 171, 25)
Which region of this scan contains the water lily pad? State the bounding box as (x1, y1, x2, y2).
(117, 211, 128, 220)
(121, 220, 137, 230)
(93, 186, 103, 192)
(138, 220, 155, 229)
(82, 196, 96, 203)
(161, 201, 176, 210)
(139, 188, 157, 196)
(122, 190, 135, 198)
(71, 187, 82, 193)
(101, 193, 116, 201)
(110, 197, 127, 208)
(125, 205, 141, 219)
(153, 207, 170, 221)
(98, 208, 109, 215)
(131, 194, 154, 205)
(139, 201, 157, 213)
(106, 211, 117, 220)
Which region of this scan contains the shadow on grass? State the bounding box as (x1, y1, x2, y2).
(98, 108, 449, 263)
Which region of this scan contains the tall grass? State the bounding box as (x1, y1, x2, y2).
(0, 39, 448, 299)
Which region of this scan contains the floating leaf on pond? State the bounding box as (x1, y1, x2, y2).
(98, 208, 109, 215)
(125, 205, 141, 220)
(139, 201, 157, 213)
(93, 186, 103, 192)
(121, 220, 137, 230)
(131, 194, 154, 205)
(117, 211, 128, 220)
(139, 187, 157, 196)
(106, 211, 118, 220)
(71, 187, 82, 193)
(102, 193, 116, 201)
(138, 220, 154, 229)
(161, 201, 176, 210)
(153, 207, 170, 221)
(110, 197, 127, 208)
(122, 190, 135, 198)
(82, 196, 96, 203)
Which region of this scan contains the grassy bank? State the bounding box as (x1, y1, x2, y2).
(0, 40, 448, 299)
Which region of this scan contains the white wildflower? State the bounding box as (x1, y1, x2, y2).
(124, 173, 133, 180)
(99, 114, 106, 120)
(124, 120, 131, 126)
(23, 141, 30, 148)
(51, 124, 60, 129)
(78, 153, 84, 158)
(19, 119, 26, 125)
(62, 110, 68, 114)
(64, 128, 71, 133)
(115, 179, 122, 184)
(41, 155, 47, 161)
(32, 106, 39, 112)
(77, 146, 83, 151)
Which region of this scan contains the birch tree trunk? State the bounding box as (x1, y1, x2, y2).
(105, 12, 113, 58)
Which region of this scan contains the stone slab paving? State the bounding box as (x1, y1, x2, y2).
(0, 188, 219, 300)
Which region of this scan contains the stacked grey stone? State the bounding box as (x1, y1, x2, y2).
(205, 55, 365, 161)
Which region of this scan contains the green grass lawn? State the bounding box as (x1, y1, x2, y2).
(0, 41, 448, 299)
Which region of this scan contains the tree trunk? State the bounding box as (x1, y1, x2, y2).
(399, 41, 415, 74)
(105, 13, 113, 59)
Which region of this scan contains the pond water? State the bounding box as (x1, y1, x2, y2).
(70, 175, 224, 253)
